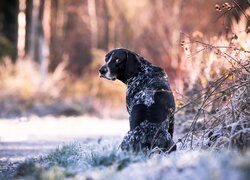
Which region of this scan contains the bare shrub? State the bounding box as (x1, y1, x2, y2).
(0, 57, 67, 101)
(0, 51, 126, 117)
(176, 12, 250, 151)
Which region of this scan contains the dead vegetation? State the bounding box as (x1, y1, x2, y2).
(0, 1, 249, 151)
(175, 13, 250, 151)
(0, 52, 126, 118)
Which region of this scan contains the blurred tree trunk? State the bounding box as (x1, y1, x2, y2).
(25, 0, 32, 56)
(25, 0, 49, 81)
(103, 0, 116, 50)
(105, 0, 115, 49)
(0, 0, 19, 61)
(34, 0, 45, 64)
(27, 0, 45, 64)
(49, 0, 64, 71)
(169, 0, 182, 69)
(64, 0, 92, 75)
(99, 0, 110, 50)
(88, 0, 98, 48)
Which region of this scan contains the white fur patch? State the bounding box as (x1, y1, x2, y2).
(134, 89, 155, 107)
(102, 53, 117, 80)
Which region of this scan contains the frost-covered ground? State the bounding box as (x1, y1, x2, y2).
(0, 116, 128, 178)
(0, 116, 250, 179)
(9, 138, 250, 180)
(0, 116, 129, 142)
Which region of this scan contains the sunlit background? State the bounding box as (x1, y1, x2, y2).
(0, 0, 249, 161)
(0, 0, 249, 118)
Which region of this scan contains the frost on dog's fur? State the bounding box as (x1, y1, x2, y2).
(123, 60, 175, 151)
(99, 49, 176, 152)
(125, 61, 159, 113)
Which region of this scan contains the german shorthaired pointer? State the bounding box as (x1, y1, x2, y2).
(99, 48, 176, 152)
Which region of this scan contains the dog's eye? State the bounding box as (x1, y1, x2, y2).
(115, 59, 120, 63)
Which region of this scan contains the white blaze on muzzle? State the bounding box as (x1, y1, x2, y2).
(99, 53, 117, 80)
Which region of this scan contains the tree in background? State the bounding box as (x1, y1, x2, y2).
(0, 0, 19, 61)
(0, 0, 249, 76)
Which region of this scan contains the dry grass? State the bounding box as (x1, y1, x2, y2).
(0, 58, 66, 101)
(12, 139, 250, 179)
(175, 13, 250, 151)
(0, 2, 249, 150)
(0, 50, 126, 118)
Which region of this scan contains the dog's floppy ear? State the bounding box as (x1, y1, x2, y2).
(105, 51, 113, 62)
(125, 52, 142, 79)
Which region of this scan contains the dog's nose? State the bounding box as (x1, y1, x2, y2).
(99, 66, 108, 75)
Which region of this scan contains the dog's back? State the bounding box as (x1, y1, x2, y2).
(99, 48, 176, 152)
(126, 58, 175, 136)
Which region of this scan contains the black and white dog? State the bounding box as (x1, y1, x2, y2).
(99, 48, 176, 152)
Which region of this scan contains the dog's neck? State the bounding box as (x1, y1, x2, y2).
(126, 64, 166, 86)
(125, 61, 152, 85)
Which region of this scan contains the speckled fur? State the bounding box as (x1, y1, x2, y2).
(126, 59, 168, 114)
(99, 49, 176, 152)
(122, 57, 176, 152)
(120, 120, 175, 152)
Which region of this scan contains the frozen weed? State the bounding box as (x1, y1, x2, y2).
(14, 137, 147, 178)
(14, 137, 250, 180)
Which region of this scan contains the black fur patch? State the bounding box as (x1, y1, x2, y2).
(101, 48, 176, 152)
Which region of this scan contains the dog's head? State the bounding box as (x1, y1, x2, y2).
(99, 48, 142, 83)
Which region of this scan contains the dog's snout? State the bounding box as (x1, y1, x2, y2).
(99, 66, 108, 75)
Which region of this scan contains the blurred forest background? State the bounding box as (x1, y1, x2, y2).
(0, 0, 249, 118)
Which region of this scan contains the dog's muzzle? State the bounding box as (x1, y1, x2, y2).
(99, 66, 108, 78)
(99, 66, 116, 80)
